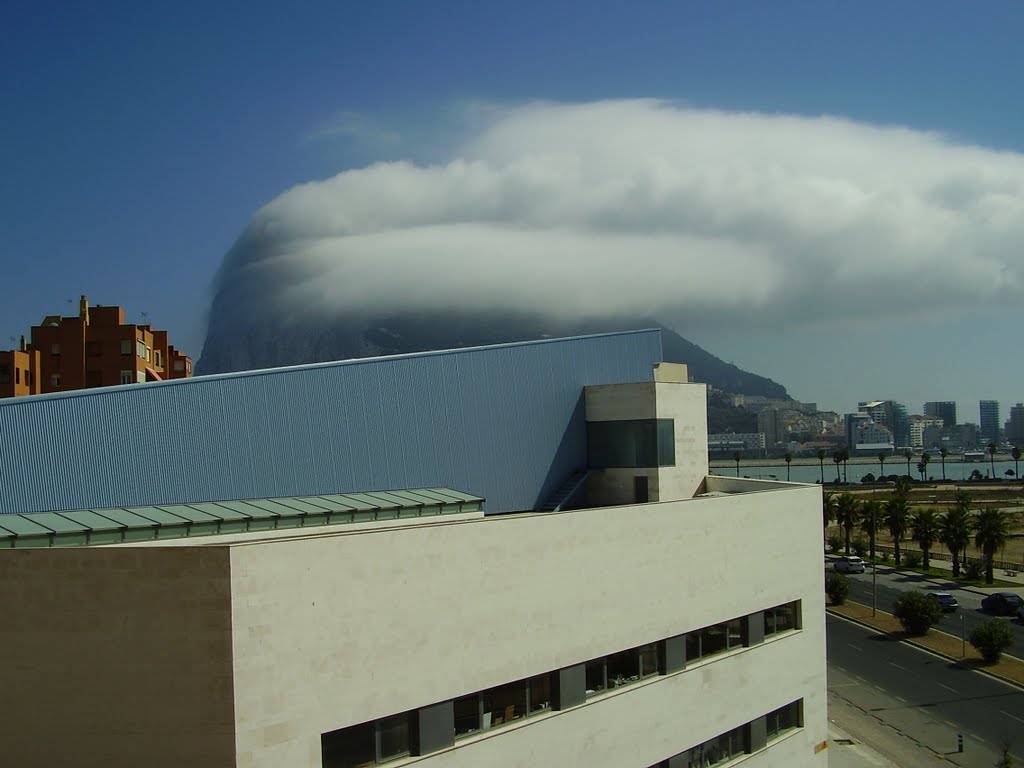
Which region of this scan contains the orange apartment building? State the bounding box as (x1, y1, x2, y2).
(0, 296, 191, 399)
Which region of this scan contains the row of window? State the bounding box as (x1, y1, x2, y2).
(652, 700, 803, 767)
(0, 365, 34, 387)
(321, 601, 801, 767)
(49, 339, 163, 367)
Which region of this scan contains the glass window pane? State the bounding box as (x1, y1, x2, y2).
(321, 722, 376, 768)
(764, 608, 776, 636)
(606, 648, 640, 688)
(686, 631, 701, 662)
(454, 694, 480, 738)
(377, 712, 410, 760)
(586, 659, 606, 696)
(726, 618, 744, 649)
(483, 680, 527, 728)
(776, 602, 798, 633)
(529, 673, 552, 713)
(639, 643, 659, 677)
(657, 419, 676, 466)
(702, 624, 728, 657)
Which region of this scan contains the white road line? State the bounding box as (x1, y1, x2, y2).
(938, 683, 958, 693)
(1001, 711, 1024, 725)
(888, 662, 908, 671)
(849, 644, 863, 651)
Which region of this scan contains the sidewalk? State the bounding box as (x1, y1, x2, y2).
(826, 719, 901, 768)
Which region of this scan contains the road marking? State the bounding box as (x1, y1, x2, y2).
(1001, 711, 1024, 725)
(849, 644, 864, 652)
(938, 683, 958, 693)
(888, 662, 908, 671)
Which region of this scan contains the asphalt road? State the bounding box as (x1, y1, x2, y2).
(828, 561, 1024, 654)
(828, 613, 1024, 767)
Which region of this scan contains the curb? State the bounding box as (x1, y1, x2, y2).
(827, 602, 1024, 692)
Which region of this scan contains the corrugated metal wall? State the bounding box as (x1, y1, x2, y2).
(0, 330, 662, 515)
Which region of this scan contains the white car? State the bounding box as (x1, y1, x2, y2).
(834, 556, 866, 574)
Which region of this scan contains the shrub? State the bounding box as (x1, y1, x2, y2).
(881, 552, 891, 563)
(964, 558, 985, 581)
(861, 472, 876, 484)
(852, 537, 867, 557)
(903, 551, 922, 569)
(826, 572, 850, 606)
(892, 591, 943, 635)
(969, 619, 1014, 663)
(827, 535, 842, 554)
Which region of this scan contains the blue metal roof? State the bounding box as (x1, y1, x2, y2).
(0, 329, 662, 515)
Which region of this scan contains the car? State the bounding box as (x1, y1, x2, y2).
(1018, 605, 1024, 623)
(980, 592, 1024, 615)
(834, 556, 866, 574)
(927, 592, 959, 612)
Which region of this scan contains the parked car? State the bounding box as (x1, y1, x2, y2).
(834, 556, 866, 574)
(927, 592, 959, 612)
(980, 592, 1024, 616)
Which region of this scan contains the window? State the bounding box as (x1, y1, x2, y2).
(120, 339, 132, 355)
(482, 679, 527, 728)
(86, 341, 102, 357)
(0, 365, 9, 384)
(321, 712, 411, 768)
(528, 673, 552, 714)
(690, 618, 746, 661)
(764, 601, 800, 637)
(137, 340, 147, 359)
(688, 725, 746, 767)
(154, 349, 163, 367)
(50, 374, 61, 388)
(50, 343, 60, 356)
(120, 371, 135, 385)
(15, 368, 20, 385)
(585, 658, 607, 696)
(587, 419, 676, 468)
(174, 358, 185, 372)
(453, 693, 480, 738)
(765, 700, 801, 740)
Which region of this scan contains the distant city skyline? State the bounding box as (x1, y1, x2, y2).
(3, 3, 1024, 413)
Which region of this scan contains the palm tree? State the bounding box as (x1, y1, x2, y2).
(860, 499, 882, 561)
(974, 507, 1010, 584)
(816, 449, 826, 484)
(893, 475, 912, 500)
(877, 451, 887, 479)
(839, 447, 850, 483)
(1012, 446, 1021, 480)
(903, 448, 913, 478)
(832, 451, 842, 484)
(939, 503, 971, 578)
(939, 446, 948, 481)
(884, 494, 910, 566)
(835, 492, 861, 554)
(921, 453, 931, 481)
(916, 461, 927, 481)
(784, 452, 793, 482)
(910, 509, 939, 571)
(733, 451, 742, 477)
(822, 491, 836, 541)
(988, 442, 998, 479)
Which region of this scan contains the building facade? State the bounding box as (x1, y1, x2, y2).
(0, 295, 191, 399)
(979, 400, 1000, 446)
(0, 331, 827, 768)
(1006, 403, 1024, 447)
(923, 401, 957, 428)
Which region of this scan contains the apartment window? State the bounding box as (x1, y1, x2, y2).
(50, 374, 61, 388)
(688, 618, 746, 662)
(587, 419, 675, 468)
(453, 693, 480, 738)
(86, 341, 102, 357)
(136, 340, 146, 359)
(482, 679, 527, 728)
(154, 349, 163, 367)
(120, 370, 134, 385)
(120, 339, 132, 355)
(321, 712, 411, 768)
(765, 700, 802, 740)
(174, 358, 185, 372)
(528, 673, 553, 714)
(585, 658, 607, 696)
(688, 725, 746, 767)
(15, 368, 20, 385)
(764, 601, 801, 637)
(50, 343, 60, 356)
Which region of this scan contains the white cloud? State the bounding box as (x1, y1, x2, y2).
(212, 100, 1024, 334)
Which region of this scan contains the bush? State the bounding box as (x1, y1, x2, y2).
(964, 558, 985, 581)
(861, 472, 876, 484)
(852, 538, 867, 557)
(826, 572, 850, 606)
(881, 552, 891, 563)
(827, 535, 842, 554)
(903, 551, 921, 569)
(892, 591, 943, 635)
(969, 619, 1014, 663)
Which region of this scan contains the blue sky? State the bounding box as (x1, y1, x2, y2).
(3, 1, 1024, 418)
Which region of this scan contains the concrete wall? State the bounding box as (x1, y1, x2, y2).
(0, 547, 236, 767)
(228, 483, 825, 767)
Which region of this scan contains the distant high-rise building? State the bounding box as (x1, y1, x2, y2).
(924, 401, 957, 428)
(979, 400, 1001, 445)
(858, 400, 911, 448)
(1005, 403, 1024, 446)
(757, 408, 787, 449)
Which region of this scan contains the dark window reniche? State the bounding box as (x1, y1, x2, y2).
(587, 419, 675, 468)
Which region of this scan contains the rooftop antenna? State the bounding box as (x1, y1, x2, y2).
(140, 311, 149, 325)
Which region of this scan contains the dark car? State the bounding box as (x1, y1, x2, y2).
(927, 592, 959, 612)
(980, 592, 1024, 615)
